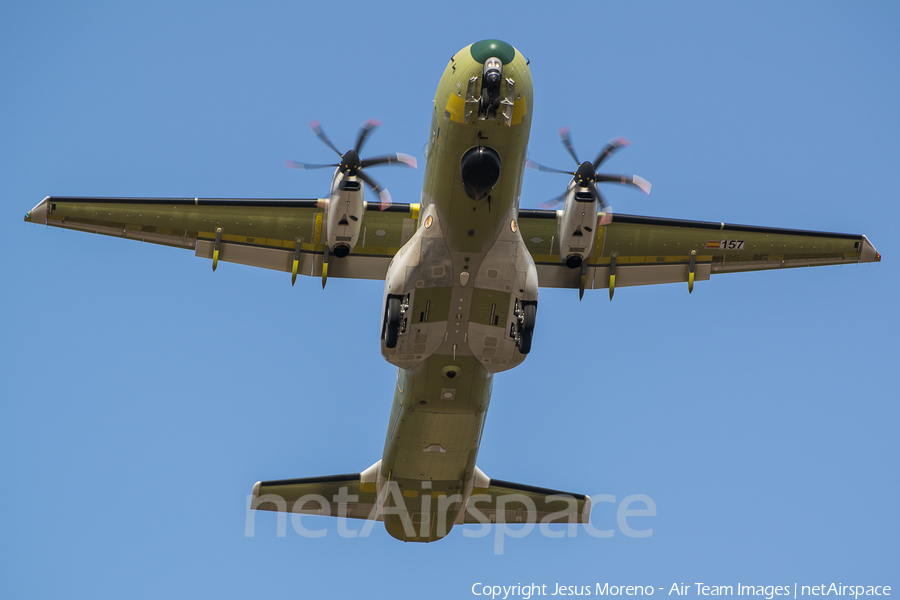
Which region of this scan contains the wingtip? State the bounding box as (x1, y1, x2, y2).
(581, 494, 593, 523)
(25, 197, 50, 223)
(860, 235, 880, 263)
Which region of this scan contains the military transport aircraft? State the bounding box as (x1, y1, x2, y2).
(24, 39, 880, 543)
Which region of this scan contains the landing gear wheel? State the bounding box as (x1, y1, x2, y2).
(518, 303, 536, 355)
(385, 297, 401, 349)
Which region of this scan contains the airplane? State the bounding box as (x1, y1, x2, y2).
(24, 39, 881, 543)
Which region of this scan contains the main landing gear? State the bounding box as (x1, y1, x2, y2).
(383, 295, 408, 349)
(512, 300, 537, 355)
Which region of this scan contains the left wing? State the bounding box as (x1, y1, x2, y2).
(25, 196, 419, 281)
(518, 209, 881, 292)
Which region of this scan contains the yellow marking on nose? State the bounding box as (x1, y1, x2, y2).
(445, 93, 465, 123)
(511, 97, 528, 125)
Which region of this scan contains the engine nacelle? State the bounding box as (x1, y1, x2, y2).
(556, 181, 600, 269)
(325, 169, 365, 258)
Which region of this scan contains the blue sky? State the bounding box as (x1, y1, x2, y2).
(2, 1, 897, 597)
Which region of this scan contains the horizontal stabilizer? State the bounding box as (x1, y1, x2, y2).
(251, 464, 591, 533)
(462, 469, 591, 525)
(251, 462, 380, 521)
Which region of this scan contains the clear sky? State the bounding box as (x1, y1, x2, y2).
(2, 1, 897, 598)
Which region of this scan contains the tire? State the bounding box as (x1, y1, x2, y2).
(518, 329, 533, 355)
(518, 303, 536, 355)
(385, 297, 401, 349)
(522, 303, 536, 333)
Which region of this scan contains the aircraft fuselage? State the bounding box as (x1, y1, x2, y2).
(376, 40, 536, 542)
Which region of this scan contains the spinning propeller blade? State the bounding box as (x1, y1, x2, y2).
(529, 129, 651, 208)
(286, 119, 416, 211)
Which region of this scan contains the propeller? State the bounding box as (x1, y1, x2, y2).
(527, 128, 651, 223)
(285, 119, 417, 210)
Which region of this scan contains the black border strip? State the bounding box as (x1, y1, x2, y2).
(260, 473, 360, 487)
(47, 196, 322, 208)
(489, 478, 586, 500)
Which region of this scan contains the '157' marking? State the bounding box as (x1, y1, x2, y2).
(706, 239, 745, 250)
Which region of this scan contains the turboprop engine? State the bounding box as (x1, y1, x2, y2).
(557, 180, 601, 269)
(286, 119, 416, 259)
(528, 129, 651, 269)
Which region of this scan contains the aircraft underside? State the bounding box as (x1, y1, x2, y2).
(24, 38, 878, 544)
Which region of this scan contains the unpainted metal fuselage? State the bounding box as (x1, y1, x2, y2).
(374, 41, 536, 542)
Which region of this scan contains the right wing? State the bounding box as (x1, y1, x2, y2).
(517, 209, 881, 291)
(25, 196, 420, 281)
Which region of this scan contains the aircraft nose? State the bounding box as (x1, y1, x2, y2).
(25, 197, 51, 223)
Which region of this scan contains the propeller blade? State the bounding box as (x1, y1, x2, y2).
(525, 159, 574, 175)
(588, 182, 609, 210)
(538, 191, 566, 209)
(558, 127, 581, 165)
(598, 209, 613, 226)
(357, 170, 392, 210)
(354, 118, 382, 154)
(309, 120, 343, 157)
(588, 183, 614, 225)
(594, 174, 652, 194)
(592, 137, 631, 170)
(284, 159, 340, 170)
(361, 153, 418, 169)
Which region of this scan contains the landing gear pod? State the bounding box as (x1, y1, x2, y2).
(460, 146, 501, 200)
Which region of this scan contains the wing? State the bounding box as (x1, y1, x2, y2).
(24, 196, 419, 281)
(463, 479, 591, 524)
(518, 209, 881, 291)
